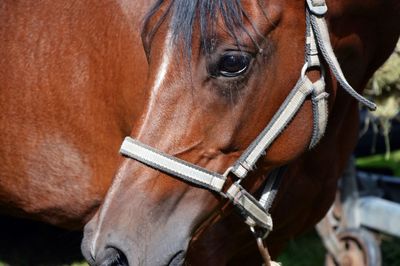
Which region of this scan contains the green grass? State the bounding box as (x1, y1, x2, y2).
(356, 149, 400, 176)
(278, 231, 325, 266)
(70, 262, 89, 266)
(381, 236, 400, 266)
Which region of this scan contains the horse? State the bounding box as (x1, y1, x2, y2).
(80, 0, 400, 265)
(0, 0, 149, 229)
(0, 0, 399, 265)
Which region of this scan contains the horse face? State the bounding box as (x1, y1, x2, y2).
(82, 1, 315, 265)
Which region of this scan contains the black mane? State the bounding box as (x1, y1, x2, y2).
(142, 0, 265, 57)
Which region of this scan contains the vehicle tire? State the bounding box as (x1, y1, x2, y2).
(324, 229, 381, 266)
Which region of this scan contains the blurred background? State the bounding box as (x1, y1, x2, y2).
(0, 41, 399, 266)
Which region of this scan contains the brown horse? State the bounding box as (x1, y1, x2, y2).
(0, 0, 150, 228)
(80, 0, 400, 265)
(0, 0, 399, 265)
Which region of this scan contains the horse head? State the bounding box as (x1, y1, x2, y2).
(81, 0, 398, 265)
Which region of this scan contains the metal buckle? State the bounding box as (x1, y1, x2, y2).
(219, 167, 236, 198)
(222, 166, 233, 178)
(306, 0, 328, 16)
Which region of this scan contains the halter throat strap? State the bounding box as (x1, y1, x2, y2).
(119, 0, 375, 239)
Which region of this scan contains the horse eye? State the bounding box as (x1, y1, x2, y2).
(218, 53, 251, 77)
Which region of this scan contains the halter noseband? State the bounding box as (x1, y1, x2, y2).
(120, 0, 375, 259)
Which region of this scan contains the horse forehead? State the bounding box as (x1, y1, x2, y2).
(213, 1, 283, 46)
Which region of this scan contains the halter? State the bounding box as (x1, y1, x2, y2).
(120, 0, 375, 262)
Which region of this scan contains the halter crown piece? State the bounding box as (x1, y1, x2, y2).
(120, 0, 375, 262)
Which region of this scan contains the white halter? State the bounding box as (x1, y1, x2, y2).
(120, 0, 375, 246)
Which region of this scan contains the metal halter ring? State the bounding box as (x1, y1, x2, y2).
(301, 62, 326, 79)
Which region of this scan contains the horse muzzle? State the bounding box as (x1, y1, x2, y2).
(91, 247, 129, 266)
(81, 215, 191, 266)
(82, 238, 188, 266)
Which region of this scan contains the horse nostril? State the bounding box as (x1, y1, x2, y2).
(168, 250, 186, 266)
(96, 247, 129, 266)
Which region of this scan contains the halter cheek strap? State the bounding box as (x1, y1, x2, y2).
(120, 0, 375, 243)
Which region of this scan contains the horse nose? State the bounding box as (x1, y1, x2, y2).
(95, 247, 129, 266)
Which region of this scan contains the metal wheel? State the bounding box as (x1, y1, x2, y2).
(325, 229, 381, 266)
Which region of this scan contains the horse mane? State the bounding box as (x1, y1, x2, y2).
(142, 0, 265, 57)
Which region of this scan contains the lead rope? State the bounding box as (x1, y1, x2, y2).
(250, 226, 274, 266)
